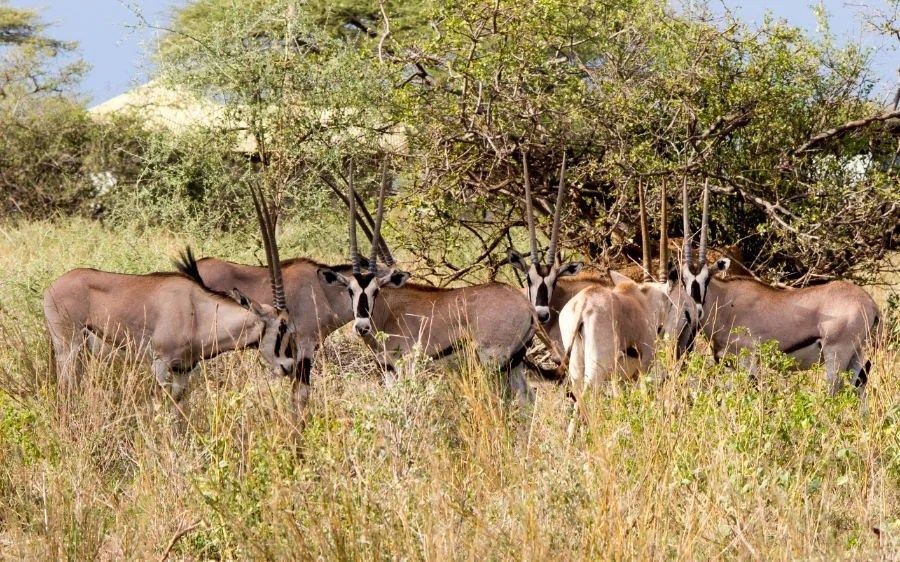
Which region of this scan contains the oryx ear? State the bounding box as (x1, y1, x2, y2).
(230, 289, 268, 316)
(714, 258, 730, 273)
(379, 270, 410, 288)
(558, 261, 583, 277)
(667, 263, 679, 286)
(609, 270, 632, 287)
(318, 268, 349, 287)
(229, 288, 253, 309)
(507, 250, 528, 272)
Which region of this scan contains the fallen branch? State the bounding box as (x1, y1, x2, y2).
(159, 519, 202, 562)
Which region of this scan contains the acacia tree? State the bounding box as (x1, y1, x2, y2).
(0, 2, 95, 216)
(387, 0, 898, 284)
(158, 0, 898, 284)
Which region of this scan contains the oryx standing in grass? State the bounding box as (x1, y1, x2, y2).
(316, 166, 537, 405)
(186, 166, 393, 415)
(43, 185, 299, 425)
(187, 254, 379, 416)
(680, 179, 881, 396)
(508, 155, 700, 360)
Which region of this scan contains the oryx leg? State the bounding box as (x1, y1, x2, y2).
(823, 342, 856, 396)
(561, 323, 586, 442)
(50, 326, 87, 395)
(504, 346, 534, 409)
(291, 340, 316, 420)
(152, 358, 192, 433)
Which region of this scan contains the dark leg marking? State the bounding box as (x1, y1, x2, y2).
(297, 357, 312, 385)
(430, 343, 458, 361)
(781, 336, 821, 355)
(854, 359, 871, 389)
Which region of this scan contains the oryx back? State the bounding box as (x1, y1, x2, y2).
(370, 281, 535, 367)
(704, 276, 880, 390)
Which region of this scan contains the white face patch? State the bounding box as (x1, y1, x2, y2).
(682, 263, 710, 317)
(526, 265, 555, 323)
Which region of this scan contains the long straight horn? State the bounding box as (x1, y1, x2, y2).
(347, 161, 361, 275)
(249, 181, 286, 310)
(681, 176, 693, 266)
(547, 151, 567, 267)
(521, 151, 539, 266)
(698, 178, 710, 265)
(265, 198, 286, 310)
(657, 177, 668, 280)
(369, 163, 387, 274)
(638, 178, 652, 282)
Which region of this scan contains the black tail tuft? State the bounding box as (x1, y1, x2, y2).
(174, 246, 205, 286)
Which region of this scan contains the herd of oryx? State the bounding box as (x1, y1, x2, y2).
(43, 157, 882, 433)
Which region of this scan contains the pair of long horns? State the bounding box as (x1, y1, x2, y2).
(347, 161, 395, 274)
(249, 181, 287, 310)
(681, 177, 710, 266)
(522, 151, 568, 267)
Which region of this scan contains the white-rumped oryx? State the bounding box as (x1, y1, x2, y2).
(316, 166, 538, 405)
(509, 156, 700, 364)
(680, 179, 881, 396)
(558, 270, 699, 437)
(43, 184, 299, 425)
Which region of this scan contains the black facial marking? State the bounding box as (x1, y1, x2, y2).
(356, 293, 370, 318)
(781, 336, 820, 355)
(690, 280, 702, 304)
(625, 346, 640, 359)
(535, 281, 549, 307)
(273, 320, 287, 357)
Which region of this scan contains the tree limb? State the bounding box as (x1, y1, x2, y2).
(794, 109, 900, 154)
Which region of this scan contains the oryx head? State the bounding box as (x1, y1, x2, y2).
(318, 161, 410, 337)
(508, 151, 582, 324)
(247, 182, 299, 377)
(680, 178, 729, 317)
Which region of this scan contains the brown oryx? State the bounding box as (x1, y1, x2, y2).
(680, 179, 881, 396)
(558, 270, 698, 437)
(184, 254, 382, 415)
(183, 167, 392, 414)
(316, 166, 537, 405)
(507, 153, 584, 325)
(43, 184, 299, 425)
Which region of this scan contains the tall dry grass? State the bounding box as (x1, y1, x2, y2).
(0, 219, 897, 560)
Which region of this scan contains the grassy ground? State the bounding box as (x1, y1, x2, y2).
(0, 218, 897, 560)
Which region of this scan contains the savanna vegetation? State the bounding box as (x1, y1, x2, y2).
(1, 0, 898, 559)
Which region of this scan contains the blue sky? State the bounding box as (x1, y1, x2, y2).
(8, 0, 899, 105)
